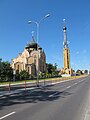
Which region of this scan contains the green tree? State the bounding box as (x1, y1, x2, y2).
(0, 61, 13, 82)
(76, 69, 83, 75)
(46, 72, 49, 78)
(46, 63, 58, 77)
(46, 63, 53, 74)
(84, 70, 88, 74)
(20, 70, 29, 80)
(52, 63, 58, 76)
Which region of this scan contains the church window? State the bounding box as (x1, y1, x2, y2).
(34, 55, 36, 58)
(34, 59, 36, 66)
(17, 65, 19, 70)
(28, 67, 29, 73)
(16, 64, 19, 73)
(34, 55, 37, 66)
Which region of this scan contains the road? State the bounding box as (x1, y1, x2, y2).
(0, 76, 90, 120)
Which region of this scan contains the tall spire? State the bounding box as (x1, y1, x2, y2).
(63, 19, 68, 48)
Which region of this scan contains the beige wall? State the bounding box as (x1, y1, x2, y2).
(11, 48, 46, 76)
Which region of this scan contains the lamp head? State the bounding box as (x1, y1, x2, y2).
(45, 14, 50, 18)
(28, 21, 32, 24)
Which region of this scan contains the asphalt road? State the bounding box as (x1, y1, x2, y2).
(0, 76, 90, 120)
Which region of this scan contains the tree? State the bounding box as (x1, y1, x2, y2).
(52, 63, 58, 76)
(46, 63, 58, 77)
(76, 69, 83, 75)
(39, 72, 44, 78)
(46, 63, 53, 74)
(0, 61, 13, 82)
(84, 70, 88, 74)
(20, 70, 29, 80)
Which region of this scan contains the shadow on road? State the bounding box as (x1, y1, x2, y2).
(0, 86, 72, 110)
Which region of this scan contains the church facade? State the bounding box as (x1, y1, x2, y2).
(11, 36, 46, 77)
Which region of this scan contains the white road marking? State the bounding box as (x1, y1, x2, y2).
(66, 86, 71, 89)
(0, 112, 16, 120)
(0, 96, 6, 99)
(74, 83, 78, 85)
(49, 78, 87, 98)
(49, 91, 59, 97)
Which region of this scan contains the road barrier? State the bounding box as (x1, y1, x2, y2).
(8, 82, 10, 93)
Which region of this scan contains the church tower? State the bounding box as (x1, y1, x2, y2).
(63, 19, 72, 75)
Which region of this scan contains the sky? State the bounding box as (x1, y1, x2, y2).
(0, 0, 90, 70)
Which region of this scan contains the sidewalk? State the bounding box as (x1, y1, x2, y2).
(84, 88, 90, 120)
(0, 80, 67, 97)
(0, 75, 88, 98)
(0, 87, 38, 97)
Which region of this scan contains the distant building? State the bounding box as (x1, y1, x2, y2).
(61, 19, 73, 75)
(11, 35, 46, 77)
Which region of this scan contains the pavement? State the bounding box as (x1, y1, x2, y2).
(0, 76, 90, 120)
(0, 87, 38, 97)
(84, 85, 90, 120)
(0, 79, 70, 97)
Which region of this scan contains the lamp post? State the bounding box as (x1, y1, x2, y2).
(0, 58, 2, 80)
(13, 69, 16, 82)
(28, 14, 50, 87)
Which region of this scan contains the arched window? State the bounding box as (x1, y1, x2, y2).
(34, 55, 36, 58)
(17, 65, 19, 70)
(28, 67, 29, 73)
(34, 55, 37, 65)
(34, 59, 36, 65)
(16, 64, 19, 73)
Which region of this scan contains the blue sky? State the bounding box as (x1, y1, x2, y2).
(0, 0, 90, 70)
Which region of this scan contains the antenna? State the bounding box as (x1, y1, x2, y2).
(63, 19, 66, 22)
(31, 31, 35, 37)
(63, 19, 66, 27)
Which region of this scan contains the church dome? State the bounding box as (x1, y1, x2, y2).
(25, 36, 37, 49)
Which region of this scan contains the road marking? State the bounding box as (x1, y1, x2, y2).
(0, 112, 16, 120)
(66, 86, 71, 89)
(49, 91, 59, 97)
(49, 77, 88, 98)
(0, 96, 6, 99)
(50, 78, 87, 97)
(74, 83, 78, 85)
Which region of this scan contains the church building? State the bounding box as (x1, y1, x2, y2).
(11, 35, 46, 77)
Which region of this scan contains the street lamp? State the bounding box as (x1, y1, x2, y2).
(28, 14, 50, 87)
(13, 69, 16, 82)
(0, 58, 2, 80)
